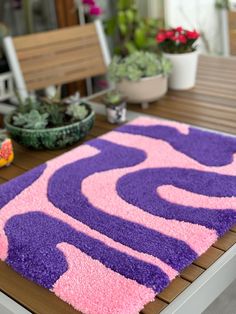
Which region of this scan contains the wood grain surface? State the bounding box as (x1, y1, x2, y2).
(13, 23, 106, 91)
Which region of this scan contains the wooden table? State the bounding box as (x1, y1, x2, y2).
(0, 55, 236, 314)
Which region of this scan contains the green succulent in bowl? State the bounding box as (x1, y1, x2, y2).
(5, 92, 95, 150)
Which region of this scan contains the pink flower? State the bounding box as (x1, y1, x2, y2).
(186, 30, 200, 40)
(82, 0, 95, 5)
(170, 35, 178, 42)
(89, 5, 103, 16)
(156, 32, 166, 43)
(165, 30, 174, 38)
(175, 26, 183, 33)
(178, 34, 187, 44)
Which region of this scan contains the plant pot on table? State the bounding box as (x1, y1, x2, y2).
(116, 75, 168, 109)
(4, 103, 95, 150)
(163, 51, 199, 90)
(106, 101, 127, 124)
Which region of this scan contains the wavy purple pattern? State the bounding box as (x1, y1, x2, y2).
(117, 168, 236, 235)
(117, 124, 236, 166)
(48, 139, 197, 271)
(0, 164, 46, 208)
(1, 116, 236, 314)
(5, 211, 169, 292)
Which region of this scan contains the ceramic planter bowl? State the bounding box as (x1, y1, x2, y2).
(4, 104, 95, 150)
(116, 75, 168, 108)
(164, 51, 199, 90)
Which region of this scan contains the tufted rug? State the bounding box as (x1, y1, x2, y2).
(0, 116, 236, 314)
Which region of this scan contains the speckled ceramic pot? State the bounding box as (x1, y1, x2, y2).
(4, 104, 95, 150)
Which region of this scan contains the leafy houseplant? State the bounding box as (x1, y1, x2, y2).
(105, 0, 163, 56)
(156, 26, 200, 90)
(4, 92, 95, 149)
(104, 90, 127, 124)
(108, 51, 172, 108)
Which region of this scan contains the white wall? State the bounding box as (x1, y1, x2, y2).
(164, 0, 223, 55)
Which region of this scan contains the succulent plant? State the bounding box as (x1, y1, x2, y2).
(66, 103, 88, 122)
(104, 90, 124, 106)
(42, 103, 64, 127)
(13, 110, 49, 129)
(18, 96, 41, 114)
(12, 87, 90, 130)
(108, 51, 172, 83)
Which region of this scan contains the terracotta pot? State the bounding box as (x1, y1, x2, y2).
(116, 75, 168, 108)
(164, 51, 199, 90)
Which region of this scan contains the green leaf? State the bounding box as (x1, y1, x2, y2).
(125, 9, 134, 23)
(124, 41, 137, 54)
(104, 18, 117, 36)
(118, 11, 126, 26)
(119, 23, 127, 35)
(66, 104, 88, 121)
(134, 28, 146, 49)
(118, 0, 134, 10)
(13, 109, 49, 129)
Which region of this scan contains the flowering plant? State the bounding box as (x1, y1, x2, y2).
(156, 27, 200, 54)
(82, 0, 103, 16)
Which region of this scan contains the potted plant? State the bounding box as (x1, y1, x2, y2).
(104, 90, 126, 124)
(156, 26, 200, 90)
(4, 90, 95, 150)
(108, 51, 172, 109)
(105, 0, 163, 57)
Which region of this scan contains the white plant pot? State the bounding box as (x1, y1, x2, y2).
(116, 75, 168, 108)
(164, 51, 199, 90)
(106, 102, 127, 124)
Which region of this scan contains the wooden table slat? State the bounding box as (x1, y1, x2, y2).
(180, 264, 205, 282)
(231, 225, 236, 233)
(0, 262, 81, 314)
(141, 298, 168, 314)
(193, 247, 224, 269)
(213, 231, 236, 252)
(0, 164, 25, 181)
(158, 277, 191, 303)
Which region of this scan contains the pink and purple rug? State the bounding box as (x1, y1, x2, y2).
(1, 116, 236, 314)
